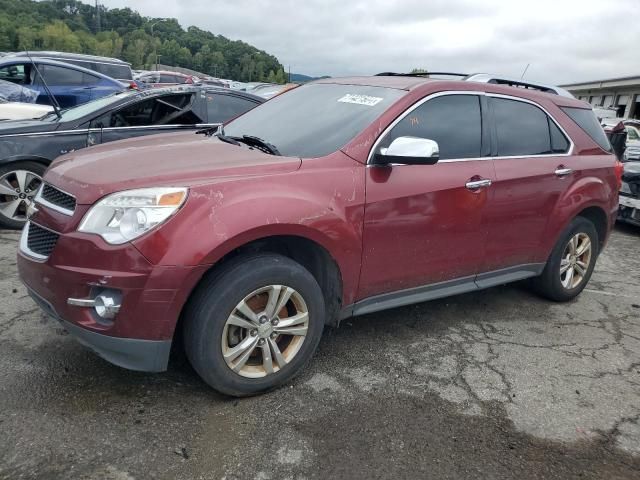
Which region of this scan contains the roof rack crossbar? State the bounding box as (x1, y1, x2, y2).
(464, 74, 575, 98)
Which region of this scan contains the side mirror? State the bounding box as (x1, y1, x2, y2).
(373, 136, 440, 165)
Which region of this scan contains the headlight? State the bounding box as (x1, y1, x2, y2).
(621, 181, 632, 194)
(78, 187, 188, 244)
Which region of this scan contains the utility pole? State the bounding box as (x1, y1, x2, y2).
(150, 20, 166, 72)
(95, 0, 101, 33)
(288, 65, 291, 83)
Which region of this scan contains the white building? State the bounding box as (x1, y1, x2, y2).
(559, 75, 640, 119)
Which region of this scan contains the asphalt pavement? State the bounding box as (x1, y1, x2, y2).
(1, 226, 639, 479)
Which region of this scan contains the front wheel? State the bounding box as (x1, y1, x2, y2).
(0, 162, 45, 229)
(183, 254, 326, 396)
(531, 217, 599, 302)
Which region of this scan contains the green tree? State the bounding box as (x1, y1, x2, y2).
(42, 21, 81, 52)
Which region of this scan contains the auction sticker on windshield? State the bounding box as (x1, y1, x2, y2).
(338, 94, 383, 106)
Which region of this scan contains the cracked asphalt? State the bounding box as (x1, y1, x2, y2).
(1, 225, 639, 479)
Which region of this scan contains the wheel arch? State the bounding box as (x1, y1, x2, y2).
(173, 233, 345, 349)
(575, 205, 608, 252)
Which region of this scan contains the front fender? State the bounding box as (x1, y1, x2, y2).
(132, 154, 366, 305)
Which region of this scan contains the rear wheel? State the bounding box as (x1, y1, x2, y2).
(183, 254, 325, 396)
(531, 217, 599, 302)
(0, 162, 45, 229)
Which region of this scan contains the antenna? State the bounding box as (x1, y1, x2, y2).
(26, 51, 62, 119)
(95, 0, 102, 33)
(520, 63, 530, 79)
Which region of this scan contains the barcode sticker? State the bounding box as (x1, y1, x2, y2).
(338, 94, 383, 106)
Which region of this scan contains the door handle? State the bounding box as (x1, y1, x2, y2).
(555, 167, 573, 177)
(465, 178, 492, 190)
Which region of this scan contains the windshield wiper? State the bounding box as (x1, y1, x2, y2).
(230, 135, 281, 156)
(214, 132, 241, 146)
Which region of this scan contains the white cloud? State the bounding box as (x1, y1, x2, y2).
(95, 0, 639, 84)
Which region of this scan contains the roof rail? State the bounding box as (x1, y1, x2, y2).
(463, 74, 574, 98)
(375, 72, 468, 78)
(374, 71, 574, 98)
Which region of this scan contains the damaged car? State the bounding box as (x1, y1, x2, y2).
(18, 74, 621, 396)
(619, 161, 640, 226)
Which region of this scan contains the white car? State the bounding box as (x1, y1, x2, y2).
(0, 101, 53, 121)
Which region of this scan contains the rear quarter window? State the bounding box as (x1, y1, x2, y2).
(206, 93, 259, 123)
(561, 107, 611, 152)
(96, 63, 132, 80)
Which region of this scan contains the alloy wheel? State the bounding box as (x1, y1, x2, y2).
(560, 232, 592, 289)
(221, 285, 309, 378)
(0, 170, 42, 222)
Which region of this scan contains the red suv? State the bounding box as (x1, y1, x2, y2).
(17, 74, 621, 396)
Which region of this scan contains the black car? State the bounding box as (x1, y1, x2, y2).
(0, 86, 264, 228)
(619, 161, 640, 227)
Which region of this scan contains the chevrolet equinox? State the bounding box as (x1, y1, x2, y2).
(18, 74, 622, 396)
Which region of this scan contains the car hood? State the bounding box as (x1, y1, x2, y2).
(45, 131, 302, 205)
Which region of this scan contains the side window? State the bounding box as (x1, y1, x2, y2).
(379, 94, 482, 160)
(206, 93, 259, 123)
(82, 73, 101, 86)
(491, 98, 551, 156)
(549, 119, 570, 153)
(561, 106, 611, 152)
(627, 127, 640, 141)
(40, 65, 85, 86)
(140, 73, 159, 84)
(160, 74, 176, 83)
(0, 64, 29, 85)
(91, 94, 199, 128)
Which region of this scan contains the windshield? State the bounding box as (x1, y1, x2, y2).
(224, 83, 404, 157)
(43, 91, 137, 122)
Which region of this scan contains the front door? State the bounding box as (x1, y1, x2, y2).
(358, 93, 495, 301)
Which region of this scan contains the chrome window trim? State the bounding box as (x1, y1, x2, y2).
(98, 123, 220, 132)
(366, 91, 574, 165)
(0, 130, 89, 138)
(35, 184, 76, 217)
(19, 221, 52, 263)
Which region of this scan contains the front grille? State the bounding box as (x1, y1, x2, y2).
(41, 184, 76, 213)
(26, 223, 59, 257)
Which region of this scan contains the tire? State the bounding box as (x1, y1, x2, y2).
(531, 217, 599, 302)
(183, 253, 326, 397)
(0, 161, 46, 230)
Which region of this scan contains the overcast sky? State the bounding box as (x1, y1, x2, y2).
(95, 0, 638, 84)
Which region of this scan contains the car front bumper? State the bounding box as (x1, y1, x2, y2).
(17, 223, 208, 372)
(618, 194, 640, 226)
(27, 286, 172, 372)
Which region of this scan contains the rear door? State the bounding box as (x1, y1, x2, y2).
(358, 92, 496, 300)
(481, 95, 573, 274)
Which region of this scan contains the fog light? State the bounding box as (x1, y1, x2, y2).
(94, 294, 121, 319)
